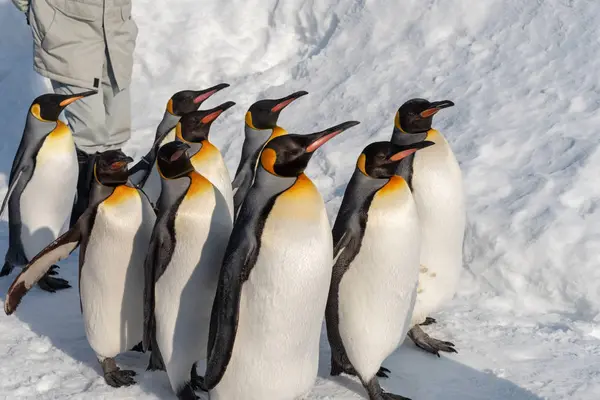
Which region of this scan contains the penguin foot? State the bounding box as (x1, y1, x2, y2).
(0, 261, 14, 277)
(100, 357, 137, 388)
(37, 271, 71, 293)
(130, 341, 144, 353)
(365, 377, 411, 400)
(146, 346, 166, 371)
(407, 325, 457, 357)
(331, 358, 391, 379)
(420, 317, 437, 326)
(104, 369, 137, 388)
(380, 392, 412, 400)
(177, 383, 199, 400)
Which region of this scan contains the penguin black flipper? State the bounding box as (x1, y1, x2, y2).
(3, 211, 87, 315)
(326, 170, 389, 377)
(204, 190, 269, 390)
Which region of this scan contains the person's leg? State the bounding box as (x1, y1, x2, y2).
(103, 48, 132, 151)
(51, 79, 107, 227)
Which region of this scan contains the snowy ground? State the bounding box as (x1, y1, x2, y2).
(1, 0, 600, 398)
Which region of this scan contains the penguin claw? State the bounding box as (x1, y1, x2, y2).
(381, 391, 412, 400)
(104, 369, 137, 387)
(191, 375, 206, 392)
(0, 262, 14, 277)
(37, 275, 71, 293)
(407, 325, 457, 357)
(47, 265, 60, 276)
(376, 367, 391, 378)
(420, 317, 437, 326)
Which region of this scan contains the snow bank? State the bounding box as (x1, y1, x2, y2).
(1, 0, 599, 398)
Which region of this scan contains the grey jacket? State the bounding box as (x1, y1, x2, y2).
(14, 0, 138, 90)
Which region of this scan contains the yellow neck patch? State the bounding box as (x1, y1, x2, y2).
(356, 153, 368, 176)
(191, 140, 219, 168)
(426, 129, 439, 141)
(245, 112, 257, 129)
(186, 171, 212, 198)
(268, 125, 287, 142)
(377, 175, 407, 197)
(260, 148, 278, 175)
(48, 120, 70, 139)
(104, 185, 138, 207)
(282, 173, 318, 198)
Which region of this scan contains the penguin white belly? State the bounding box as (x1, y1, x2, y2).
(20, 131, 77, 261)
(155, 183, 232, 392)
(410, 131, 465, 324)
(212, 178, 332, 400)
(191, 143, 234, 221)
(140, 129, 176, 205)
(80, 187, 155, 359)
(339, 177, 420, 380)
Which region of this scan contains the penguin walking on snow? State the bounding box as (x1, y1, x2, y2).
(0, 91, 96, 292)
(5, 150, 156, 388)
(325, 140, 434, 400)
(203, 121, 360, 400)
(143, 141, 233, 400)
(129, 83, 230, 205)
(231, 90, 308, 215)
(390, 98, 464, 356)
(174, 101, 236, 219)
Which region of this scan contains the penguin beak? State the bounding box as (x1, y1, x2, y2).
(110, 156, 134, 170)
(305, 121, 360, 153)
(419, 100, 454, 118)
(271, 91, 309, 113)
(193, 83, 230, 104)
(59, 90, 97, 107)
(389, 141, 435, 161)
(201, 101, 236, 124)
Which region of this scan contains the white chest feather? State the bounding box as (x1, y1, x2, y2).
(191, 143, 234, 221)
(213, 176, 332, 400)
(154, 177, 233, 392)
(338, 177, 420, 380)
(411, 130, 466, 322)
(20, 130, 77, 261)
(80, 187, 155, 359)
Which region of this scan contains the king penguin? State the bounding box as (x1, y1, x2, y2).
(175, 101, 236, 219)
(142, 141, 233, 400)
(203, 121, 360, 400)
(325, 140, 434, 400)
(0, 91, 96, 292)
(231, 90, 308, 216)
(5, 149, 156, 388)
(129, 83, 230, 205)
(390, 98, 464, 356)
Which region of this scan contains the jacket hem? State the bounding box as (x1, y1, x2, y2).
(33, 65, 99, 91)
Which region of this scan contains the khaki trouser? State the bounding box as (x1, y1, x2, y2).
(51, 48, 131, 154)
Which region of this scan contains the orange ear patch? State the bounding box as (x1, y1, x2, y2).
(356, 154, 368, 176)
(260, 148, 278, 175)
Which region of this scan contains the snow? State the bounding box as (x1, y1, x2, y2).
(0, 0, 599, 398)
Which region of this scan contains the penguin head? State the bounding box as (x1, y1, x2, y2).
(395, 98, 454, 133)
(156, 141, 195, 179)
(94, 150, 134, 187)
(260, 121, 360, 177)
(167, 83, 230, 116)
(246, 91, 308, 130)
(30, 91, 97, 122)
(357, 141, 435, 179)
(177, 101, 236, 143)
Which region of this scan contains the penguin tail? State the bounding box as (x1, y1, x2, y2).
(176, 383, 199, 400)
(0, 261, 14, 277)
